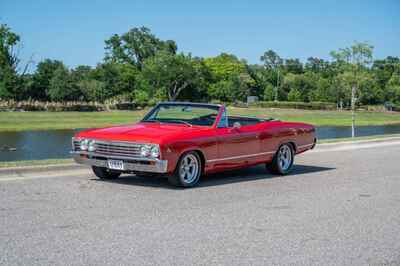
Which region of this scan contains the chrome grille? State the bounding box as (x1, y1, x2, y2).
(72, 139, 144, 158)
(94, 141, 142, 157)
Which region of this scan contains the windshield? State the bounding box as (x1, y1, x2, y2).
(142, 103, 220, 126)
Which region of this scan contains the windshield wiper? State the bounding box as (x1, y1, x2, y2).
(143, 119, 192, 127)
(142, 119, 161, 123)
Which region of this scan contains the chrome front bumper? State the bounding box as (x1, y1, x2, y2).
(71, 152, 168, 173)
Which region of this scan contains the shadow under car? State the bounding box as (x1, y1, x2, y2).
(93, 164, 335, 189)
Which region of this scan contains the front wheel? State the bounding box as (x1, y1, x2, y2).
(168, 151, 202, 187)
(92, 166, 121, 179)
(267, 143, 294, 175)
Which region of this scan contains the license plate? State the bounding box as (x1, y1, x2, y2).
(107, 159, 124, 170)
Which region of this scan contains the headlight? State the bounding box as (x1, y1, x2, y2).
(88, 140, 96, 152)
(140, 144, 160, 158)
(150, 145, 160, 158)
(80, 139, 89, 151)
(140, 145, 151, 157)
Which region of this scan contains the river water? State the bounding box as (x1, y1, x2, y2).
(1, 125, 400, 162)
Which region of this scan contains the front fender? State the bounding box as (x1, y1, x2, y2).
(162, 141, 204, 173)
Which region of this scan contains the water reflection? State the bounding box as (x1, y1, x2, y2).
(315, 125, 400, 139)
(0, 130, 79, 162)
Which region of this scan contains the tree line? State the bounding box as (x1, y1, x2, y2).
(1, 24, 400, 107)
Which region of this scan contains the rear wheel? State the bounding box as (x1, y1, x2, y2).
(267, 143, 294, 175)
(92, 166, 121, 179)
(168, 151, 201, 187)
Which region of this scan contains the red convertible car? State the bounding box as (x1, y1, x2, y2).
(72, 102, 316, 187)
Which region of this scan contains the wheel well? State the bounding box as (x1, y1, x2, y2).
(192, 150, 206, 173)
(287, 142, 297, 152)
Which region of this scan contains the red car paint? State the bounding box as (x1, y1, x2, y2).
(75, 105, 316, 174)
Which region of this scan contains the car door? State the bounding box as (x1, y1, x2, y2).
(213, 122, 261, 169)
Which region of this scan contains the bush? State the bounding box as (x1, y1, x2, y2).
(0, 100, 104, 112)
(249, 101, 337, 110)
(0, 100, 149, 112)
(393, 104, 400, 112)
(103, 94, 138, 110)
(112, 102, 137, 110)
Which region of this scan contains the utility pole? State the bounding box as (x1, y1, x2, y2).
(351, 85, 356, 138)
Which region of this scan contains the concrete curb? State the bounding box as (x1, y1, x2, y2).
(0, 163, 86, 176)
(317, 136, 400, 148)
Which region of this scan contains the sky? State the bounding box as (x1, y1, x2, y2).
(1, 0, 399, 70)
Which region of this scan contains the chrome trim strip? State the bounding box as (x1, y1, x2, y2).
(206, 143, 315, 163)
(298, 143, 314, 149)
(94, 140, 142, 148)
(206, 151, 276, 163)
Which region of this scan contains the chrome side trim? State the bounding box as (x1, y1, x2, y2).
(207, 142, 315, 163)
(206, 151, 276, 163)
(297, 143, 314, 149)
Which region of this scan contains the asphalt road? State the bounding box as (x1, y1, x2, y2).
(1, 140, 400, 266)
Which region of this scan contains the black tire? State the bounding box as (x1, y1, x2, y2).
(92, 166, 121, 179)
(168, 151, 202, 187)
(267, 143, 294, 175)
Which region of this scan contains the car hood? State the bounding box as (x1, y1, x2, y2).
(76, 122, 204, 143)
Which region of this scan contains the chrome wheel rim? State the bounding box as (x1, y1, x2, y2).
(278, 145, 292, 171)
(179, 154, 199, 184)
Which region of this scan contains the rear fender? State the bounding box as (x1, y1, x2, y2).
(276, 139, 298, 153)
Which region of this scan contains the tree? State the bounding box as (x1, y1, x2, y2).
(247, 64, 272, 99)
(141, 51, 203, 101)
(204, 53, 248, 80)
(77, 79, 106, 102)
(204, 53, 254, 101)
(282, 73, 319, 102)
(71, 65, 92, 82)
(309, 76, 333, 102)
(260, 50, 283, 70)
(208, 80, 234, 102)
(263, 82, 275, 101)
(284, 58, 303, 74)
(178, 58, 212, 102)
(372, 56, 400, 89)
(29, 59, 64, 100)
(287, 88, 302, 101)
(260, 50, 283, 101)
(330, 41, 374, 137)
(0, 24, 22, 99)
(48, 64, 80, 101)
(104, 27, 177, 70)
(386, 67, 400, 104)
(305, 57, 325, 72)
(90, 62, 139, 101)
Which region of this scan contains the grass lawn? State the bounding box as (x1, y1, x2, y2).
(0, 107, 400, 132)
